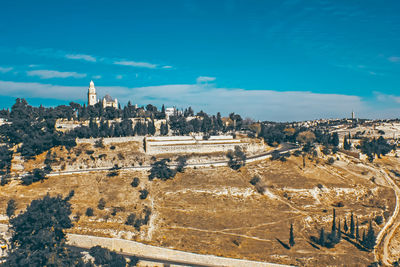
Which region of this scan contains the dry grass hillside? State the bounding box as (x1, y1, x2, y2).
(1, 142, 398, 266)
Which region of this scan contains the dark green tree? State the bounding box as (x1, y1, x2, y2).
(319, 228, 325, 247)
(4, 192, 80, 266)
(350, 212, 355, 238)
(227, 146, 247, 170)
(289, 223, 295, 247)
(356, 217, 360, 241)
(344, 218, 348, 233)
(6, 199, 16, 219)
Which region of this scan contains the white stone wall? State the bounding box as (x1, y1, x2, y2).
(77, 136, 144, 145)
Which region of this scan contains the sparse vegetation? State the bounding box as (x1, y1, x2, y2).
(86, 207, 94, 217)
(148, 159, 176, 181)
(227, 145, 246, 170)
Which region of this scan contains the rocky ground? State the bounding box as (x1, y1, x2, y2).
(1, 142, 397, 266)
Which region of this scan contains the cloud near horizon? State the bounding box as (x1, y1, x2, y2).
(26, 70, 87, 79)
(0, 79, 384, 121)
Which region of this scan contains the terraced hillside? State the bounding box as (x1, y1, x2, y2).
(0, 141, 397, 266)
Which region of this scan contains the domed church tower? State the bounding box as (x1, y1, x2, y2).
(88, 80, 97, 106)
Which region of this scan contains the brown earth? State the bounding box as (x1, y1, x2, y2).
(1, 143, 397, 266)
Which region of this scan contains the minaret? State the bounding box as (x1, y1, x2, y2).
(88, 80, 97, 106)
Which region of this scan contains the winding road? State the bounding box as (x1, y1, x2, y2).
(374, 168, 400, 266)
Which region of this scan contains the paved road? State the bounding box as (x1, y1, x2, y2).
(20, 143, 298, 178)
(374, 168, 400, 265)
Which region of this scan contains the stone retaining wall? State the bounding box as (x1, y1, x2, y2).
(67, 233, 287, 267)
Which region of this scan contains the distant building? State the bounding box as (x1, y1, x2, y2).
(351, 110, 355, 120)
(88, 80, 97, 106)
(102, 94, 118, 108)
(87, 81, 118, 108)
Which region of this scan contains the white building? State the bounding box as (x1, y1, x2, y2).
(102, 94, 118, 108)
(87, 81, 118, 108)
(88, 80, 97, 106)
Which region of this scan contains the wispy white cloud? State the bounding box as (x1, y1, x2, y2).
(196, 76, 216, 83)
(0, 66, 13, 73)
(26, 70, 87, 79)
(0, 79, 369, 121)
(388, 56, 400, 62)
(114, 60, 157, 69)
(116, 75, 123, 79)
(15, 46, 172, 70)
(65, 53, 96, 62)
(92, 75, 102, 79)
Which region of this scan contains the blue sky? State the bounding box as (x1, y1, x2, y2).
(1, 0, 400, 121)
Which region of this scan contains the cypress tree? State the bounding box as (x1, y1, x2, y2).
(362, 229, 366, 245)
(356, 217, 360, 241)
(344, 218, 348, 233)
(337, 218, 341, 241)
(365, 221, 376, 249)
(331, 209, 336, 234)
(350, 212, 355, 238)
(319, 228, 325, 247)
(289, 223, 295, 247)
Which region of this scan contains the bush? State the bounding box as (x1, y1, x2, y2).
(110, 145, 116, 150)
(21, 168, 48, 185)
(107, 170, 119, 177)
(176, 156, 187, 173)
(86, 150, 95, 155)
(375, 215, 384, 225)
(293, 150, 302, 157)
(148, 159, 176, 181)
(6, 199, 16, 218)
(94, 138, 104, 148)
(227, 146, 246, 170)
(139, 189, 149, 200)
(125, 213, 136, 226)
(327, 157, 335, 165)
(89, 245, 126, 266)
(131, 177, 140, 187)
(98, 198, 106, 210)
(250, 175, 260, 186)
(86, 207, 94, 217)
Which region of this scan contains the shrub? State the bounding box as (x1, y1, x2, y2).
(89, 245, 126, 266)
(227, 146, 246, 170)
(110, 145, 116, 150)
(327, 157, 335, 165)
(374, 215, 384, 225)
(6, 199, 16, 218)
(131, 177, 140, 187)
(176, 156, 187, 173)
(86, 207, 94, 217)
(98, 198, 106, 210)
(125, 213, 136, 226)
(107, 170, 119, 177)
(250, 175, 260, 186)
(292, 150, 302, 157)
(86, 150, 95, 155)
(21, 168, 48, 185)
(139, 189, 149, 200)
(148, 159, 176, 181)
(94, 138, 104, 148)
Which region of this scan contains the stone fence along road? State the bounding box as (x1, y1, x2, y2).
(68, 233, 289, 267)
(0, 223, 289, 267)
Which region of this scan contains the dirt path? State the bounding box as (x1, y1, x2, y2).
(373, 169, 400, 265)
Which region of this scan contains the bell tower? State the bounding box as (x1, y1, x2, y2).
(88, 80, 97, 106)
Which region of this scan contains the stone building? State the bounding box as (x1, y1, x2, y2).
(87, 80, 118, 108)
